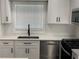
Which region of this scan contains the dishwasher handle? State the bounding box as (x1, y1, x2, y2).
(46, 43, 58, 45)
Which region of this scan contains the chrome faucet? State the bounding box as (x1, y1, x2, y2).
(27, 24, 30, 36)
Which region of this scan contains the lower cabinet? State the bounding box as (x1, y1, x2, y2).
(15, 41, 40, 59)
(0, 46, 14, 57)
(29, 47, 39, 59)
(0, 40, 40, 59)
(0, 41, 14, 58)
(15, 46, 28, 58)
(15, 46, 39, 59)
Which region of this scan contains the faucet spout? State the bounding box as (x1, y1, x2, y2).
(28, 24, 30, 36)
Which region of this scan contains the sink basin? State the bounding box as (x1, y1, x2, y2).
(18, 36, 39, 39)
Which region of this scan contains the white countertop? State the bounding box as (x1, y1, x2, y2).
(0, 35, 75, 41)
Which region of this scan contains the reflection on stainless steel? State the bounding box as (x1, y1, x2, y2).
(61, 43, 70, 56)
(40, 41, 59, 59)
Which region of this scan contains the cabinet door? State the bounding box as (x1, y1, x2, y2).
(48, 0, 59, 24)
(15, 46, 28, 58)
(28, 47, 39, 59)
(48, 0, 71, 24)
(58, 0, 71, 24)
(1, 0, 11, 23)
(15, 46, 39, 59)
(0, 46, 14, 58)
(15, 41, 40, 59)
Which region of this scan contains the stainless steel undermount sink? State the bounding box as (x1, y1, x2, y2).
(18, 36, 39, 39)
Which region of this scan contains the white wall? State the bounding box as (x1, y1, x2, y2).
(1, 22, 76, 37)
(46, 24, 76, 36)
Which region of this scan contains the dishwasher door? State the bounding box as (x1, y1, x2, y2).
(40, 41, 59, 59)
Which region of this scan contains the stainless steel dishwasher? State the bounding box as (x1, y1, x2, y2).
(40, 41, 59, 59)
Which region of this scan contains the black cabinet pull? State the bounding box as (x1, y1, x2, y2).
(11, 48, 13, 53)
(25, 48, 27, 54)
(56, 17, 58, 22)
(3, 42, 8, 44)
(28, 48, 29, 54)
(59, 17, 60, 22)
(56, 17, 60, 22)
(25, 48, 29, 54)
(24, 43, 32, 44)
(6, 17, 8, 21)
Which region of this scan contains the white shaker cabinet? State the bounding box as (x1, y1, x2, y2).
(47, 0, 71, 24)
(0, 40, 40, 58)
(15, 41, 40, 59)
(28, 47, 39, 59)
(0, 0, 11, 23)
(0, 41, 14, 57)
(15, 46, 39, 59)
(0, 46, 14, 57)
(15, 46, 28, 58)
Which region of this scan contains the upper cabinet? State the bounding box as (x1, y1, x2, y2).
(47, 0, 71, 24)
(0, 0, 11, 24)
(71, 0, 79, 11)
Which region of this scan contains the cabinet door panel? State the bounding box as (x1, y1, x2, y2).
(59, 0, 71, 24)
(15, 46, 39, 59)
(48, 0, 71, 24)
(48, 0, 59, 23)
(15, 46, 28, 58)
(0, 46, 14, 58)
(29, 47, 39, 59)
(15, 41, 40, 59)
(1, 0, 11, 23)
(1, 0, 6, 17)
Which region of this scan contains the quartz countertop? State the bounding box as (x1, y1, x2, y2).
(0, 35, 75, 41)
